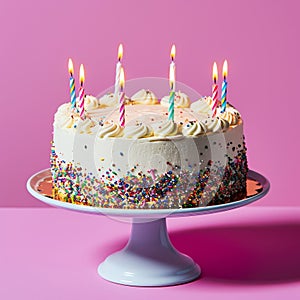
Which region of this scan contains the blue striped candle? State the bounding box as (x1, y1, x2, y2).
(68, 58, 76, 109)
(221, 60, 228, 113)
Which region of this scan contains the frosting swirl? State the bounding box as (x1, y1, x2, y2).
(204, 117, 229, 133)
(54, 103, 72, 126)
(57, 116, 97, 133)
(84, 95, 100, 111)
(182, 121, 206, 136)
(190, 97, 214, 115)
(56, 103, 71, 115)
(54, 103, 83, 129)
(153, 120, 178, 137)
(226, 105, 241, 118)
(123, 123, 153, 139)
(160, 91, 190, 108)
(219, 110, 238, 125)
(98, 122, 123, 138)
(60, 115, 77, 129)
(131, 89, 159, 105)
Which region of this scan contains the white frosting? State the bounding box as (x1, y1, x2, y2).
(190, 97, 214, 115)
(226, 105, 241, 118)
(58, 116, 97, 134)
(99, 93, 118, 107)
(54, 98, 241, 138)
(60, 115, 77, 129)
(160, 91, 190, 108)
(53, 91, 246, 206)
(131, 89, 159, 105)
(76, 117, 97, 134)
(54, 103, 73, 127)
(54, 118, 245, 181)
(153, 120, 178, 137)
(204, 117, 230, 133)
(123, 123, 153, 139)
(84, 95, 100, 111)
(182, 121, 206, 136)
(98, 122, 123, 138)
(219, 110, 238, 125)
(56, 102, 71, 115)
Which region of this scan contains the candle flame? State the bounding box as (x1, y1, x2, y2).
(79, 64, 85, 86)
(213, 62, 218, 82)
(68, 58, 74, 76)
(170, 44, 176, 61)
(120, 67, 125, 89)
(223, 59, 228, 78)
(169, 64, 175, 89)
(118, 44, 123, 61)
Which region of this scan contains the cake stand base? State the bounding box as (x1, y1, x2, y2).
(98, 218, 200, 286)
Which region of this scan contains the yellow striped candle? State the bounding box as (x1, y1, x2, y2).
(221, 60, 228, 113)
(68, 58, 76, 110)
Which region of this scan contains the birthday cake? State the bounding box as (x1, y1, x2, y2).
(51, 90, 248, 209)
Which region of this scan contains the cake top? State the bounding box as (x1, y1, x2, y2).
(54, 89, 241, 139)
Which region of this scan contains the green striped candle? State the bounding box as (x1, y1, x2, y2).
(68, 58, 76, 110)
(168, 45, 176, 121)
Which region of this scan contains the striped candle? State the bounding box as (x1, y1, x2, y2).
(78, 64, 85, 119)
(221, 60, 228, 113)
(168, 91, 175, 121)
(211, 62, 218, 118)
(68, 58, 76, 110)
(119, 67, 125, 127)
(114, 44, 123, 100)
(168, 45, 176, 121)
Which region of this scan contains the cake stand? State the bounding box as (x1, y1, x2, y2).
(27, 169, 269, 286)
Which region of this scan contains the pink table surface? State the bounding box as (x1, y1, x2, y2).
(1, 206, 300, 299)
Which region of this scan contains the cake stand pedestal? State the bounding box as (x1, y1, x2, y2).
(98, 217, 200, 286)
(27, 169, 269, 287)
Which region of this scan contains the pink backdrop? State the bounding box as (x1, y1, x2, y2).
(0, 0, 298, 207)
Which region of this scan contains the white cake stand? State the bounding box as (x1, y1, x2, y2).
(27, 169, 269, 286)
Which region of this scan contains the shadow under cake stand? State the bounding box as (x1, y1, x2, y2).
(27, 169, 269, 287)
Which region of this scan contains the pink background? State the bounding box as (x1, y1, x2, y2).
(1, 207, 300, 298)
(0, 0, 298, 207)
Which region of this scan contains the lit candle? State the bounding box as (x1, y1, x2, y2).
(168, 60, 175, 121)
(68, 58, 76, 110)
(78, 64, 85, 119)
(119, 67, 125, 127)
(114, 44, 123, 100)
(169, 44, 176, 91)
(211, 62, 218, 117)
(221, 60, 228, 113)
(168, 45, 176, 121)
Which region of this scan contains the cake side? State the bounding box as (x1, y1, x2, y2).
(51, 96, 248, 208)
